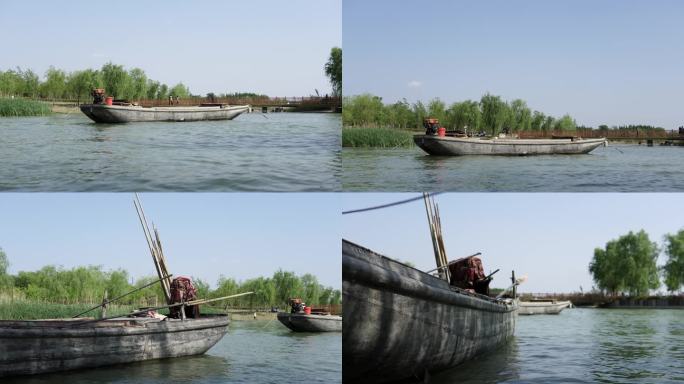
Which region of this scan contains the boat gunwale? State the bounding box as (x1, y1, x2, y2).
(79, 104, 250, 113)
(343, 239, 517, 313)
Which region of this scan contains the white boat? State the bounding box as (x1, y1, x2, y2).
(414, 135, 607, 156)
(519, 300, 572, 315)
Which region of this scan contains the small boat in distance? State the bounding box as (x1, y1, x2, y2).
(80, 89, 249, 123)
(519, 299, 572, 315)
(277, 313, 342, 332)
(414, 118, 607, 156)
(277, 298, 342, 332)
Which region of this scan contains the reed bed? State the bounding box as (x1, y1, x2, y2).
(342, 126, 415, 148)
(0, 299, 136, 320)
(0, 98, 52, 117)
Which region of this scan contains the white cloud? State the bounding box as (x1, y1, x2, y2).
(408, 80, 423, 88)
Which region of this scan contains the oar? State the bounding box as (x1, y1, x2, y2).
(72, 274, 173, 318)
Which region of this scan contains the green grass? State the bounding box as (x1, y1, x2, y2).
(342, 126, 416, 148)
(0, 98, 52, 117)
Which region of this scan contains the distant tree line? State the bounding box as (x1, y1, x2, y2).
(589, 229, 684, 296)
(0, 63, 192, 102)
(344, 93, 669, 136)
(0, 248, 340, 309)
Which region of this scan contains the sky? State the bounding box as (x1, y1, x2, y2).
(342, 193, 684, 294)
(0, 193, 341, 289)
(343, 0, 684, 128)
(0, 0, 341, 96)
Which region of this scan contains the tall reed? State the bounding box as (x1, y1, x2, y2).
(0, 98, 52, 117)
(342, 126, 415, 148)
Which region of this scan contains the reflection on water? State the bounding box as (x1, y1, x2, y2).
(432, 309, 684, 384)
(5, 320, 341, 384)
(0, 113, 340, 191)
(342, 146, 684, 191)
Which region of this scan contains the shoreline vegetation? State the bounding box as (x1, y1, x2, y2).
(0, 248, 341, 320)
(342, 93, 679, 148)
(0, 98, 51, 117)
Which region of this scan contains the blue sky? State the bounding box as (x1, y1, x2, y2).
(0, 0, 341, 96)
(343, 0, 684, 128)
(342, 193, 684, 294)
(0, 194, 341, 289)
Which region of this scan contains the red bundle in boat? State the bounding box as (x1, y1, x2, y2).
(169, 277, 200, 319)
(448, 256, 488, 295)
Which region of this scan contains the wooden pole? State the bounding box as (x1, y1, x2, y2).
(134, 194, 172, 303)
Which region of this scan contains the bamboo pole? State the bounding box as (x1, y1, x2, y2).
(133, 194, 172, 303)
(423, 193, 445, 280)
(70, 291, 254, 325)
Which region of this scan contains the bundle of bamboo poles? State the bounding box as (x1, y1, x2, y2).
(134, 194, 172, 305)
(423, 193, 451, 282)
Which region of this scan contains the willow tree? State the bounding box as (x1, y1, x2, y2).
(480, 93, 508, 135)
(324, 47, 342, 96)
(509, 99, 532, 132)
(100, 62, 130, 99)
(589, 230, 660, 296)
(663, 229, 684, 293)
(446, 100, 481, 131)
(0, 247, 10, 289)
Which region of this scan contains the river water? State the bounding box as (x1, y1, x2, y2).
(342, 145, 684, 191)
(4, 319, 341, 384)
(431, 308, 684, 384)
(0, 113, 340, 191)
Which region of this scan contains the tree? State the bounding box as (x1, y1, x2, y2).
(40, 67, 67, 99)
(446, 100, 481, 132)
(324, 47, 342, 96)
(100, 62, 130, 99)
(66, 69, 100, 104)
(530, 111, 545, 132)
(128, 68, 148, 100)
(663, 229, 684, 293)
(554, 114, 576, 131)
(480, 93, 508, 135)
(0, 247, 10, 289)
(427, 98, 446, 124)
(589, 230, 660, 296)
(169, 82, 190, 98)
(509, 99, 532, 132)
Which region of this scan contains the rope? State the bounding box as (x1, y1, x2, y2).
(342, 193, 442, 215)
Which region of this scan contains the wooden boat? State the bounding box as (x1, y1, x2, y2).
(0, 315, 229, 377)
(342, 240, 518, 383)
(519, 300, 572, 315)
(277, 312, 342, 332)
(413, 135, 607, 156)
(80, 103, 250, 123)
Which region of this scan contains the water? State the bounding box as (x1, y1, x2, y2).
(4, 319, 342, 384)
(0, 113, 340, 191)
(342, 145, 684, 191)
(431, 308, 684, 384)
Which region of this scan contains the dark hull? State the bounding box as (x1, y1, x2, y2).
(0, 315, 229, 377)
(79, 104, 249, 123)
(277, 313, 342, 332)
(343, 240, 518, 383)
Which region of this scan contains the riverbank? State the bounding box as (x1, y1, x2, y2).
(342, 126, 416, 147)
(520, 293, 684, 308)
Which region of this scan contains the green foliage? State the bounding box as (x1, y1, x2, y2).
(480, 93, 509, 135)
(0, 98, 51, 116)
(662, 229, 684, 293)
(169, 82, 190, 98)
(100, 62, 131, 99)
(445, 100, 481, 131)
(324, 47, 342, 96)
(589, 230, 660, 296)
(554, 114, 577, 131)
(342, 127, 415, 148)
(40, 67, 67, 99)
(0, 248, 10, 289)
(0, 300, 136, 320)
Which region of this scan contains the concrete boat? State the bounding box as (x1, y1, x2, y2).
(519, 300, 572, 315)
(0, 315, 229, 377)
(80, 104, 250, 123)
(343, 240, 518, 383)
(277, 312, 342, 332)
(414, 135, 607, 156)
